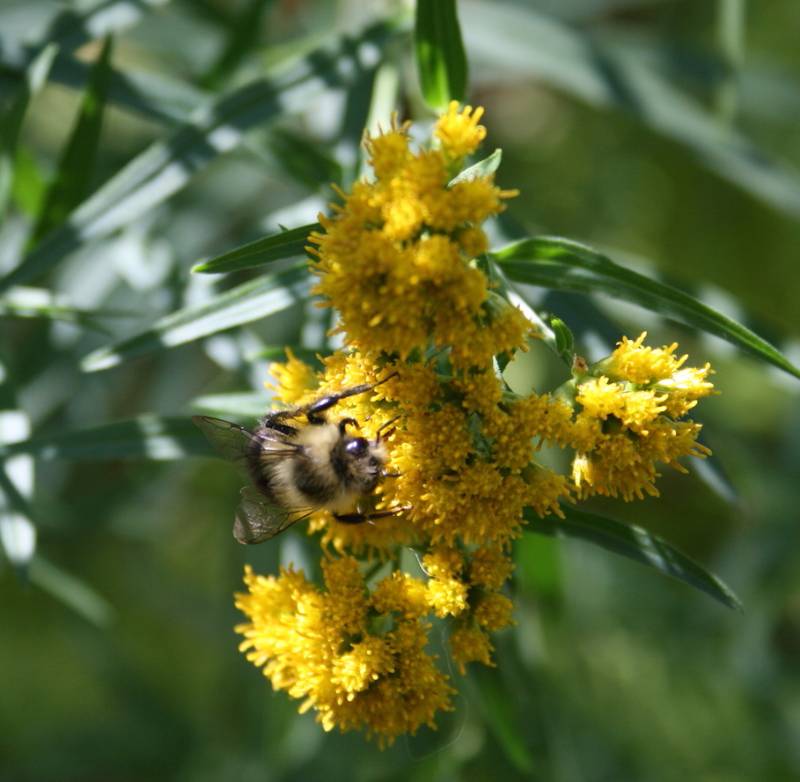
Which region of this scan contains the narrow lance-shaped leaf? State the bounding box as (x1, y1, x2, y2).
(526, 506, 742, 611)
(0, 360, 36, 571)
(0, 0, 168, 213)
(200, 0, 274, 88)
(25, 0, 168, 56)
(194, 51, 405, 275)
(448, 148, 502, 186)
(191, 392, 273, 421)
(81, 264, 310, 372)
(0, 286, 129, 331)
(28, 555, 115, 627)
(192, 222, 320, 275)
(0, 44, 57, 215)
(0, 415, 212, 461)
(492, 236, 800, 380)
(415, 0, 468, 110)
(30, 36, 115, 245)
(0, 21, 396, 294)
(470, 666, 535, 774)
(462, 2, 800, 220)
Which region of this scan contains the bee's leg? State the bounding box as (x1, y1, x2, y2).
(375, 414, 401, 441)
(333, 505, 409, 524)
(332, 512, 369, 525)
(260, 410, 299, 437)
(338, 417, 358, 434)
(304, 371, 399, 424)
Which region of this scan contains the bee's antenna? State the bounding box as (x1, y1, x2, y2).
(371, 370, 399, 390)
(375, 414, 401, 440)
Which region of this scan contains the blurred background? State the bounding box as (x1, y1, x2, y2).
(1, 0, 799, 780)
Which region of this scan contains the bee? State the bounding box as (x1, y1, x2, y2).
(192, 374, 402, 544)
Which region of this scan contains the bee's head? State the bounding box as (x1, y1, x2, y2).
(334, 421, 389, 494)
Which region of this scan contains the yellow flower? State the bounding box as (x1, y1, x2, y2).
(234, 105, 719, 746)
(309, 102, 520, 363)
(449, 622, 494, 675)
(474, 592, 515, 631)
(555, 335, 715, 500)
(426, 576, 469, 618)
(267, 348, 319, 404)
(435, 101, 487, 162)
(235, 562, 454, 747)
(469, 546, 514, 591)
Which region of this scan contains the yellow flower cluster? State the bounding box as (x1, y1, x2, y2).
(236, 560, 453, 747)
(235, 104, 716, 745)
(307, 106, 523, 366)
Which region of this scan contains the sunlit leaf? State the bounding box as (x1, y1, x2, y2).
(191, 391, 272, 420)
(448, 148, 502, 186)
(0, 415, 212, 461)
(0, 44, 57, 215)
(463, 2, 800, 219)
(0, 21, 396, 293)
(44, 53, 206, 124)
(30, 36, 114, 244)
(81, 265, 310, 372)
(0, 464, 36, 570)
(0, 286, 127, 331)
(492, 237, 800, 380)
(200, 0, 274, 88)
(192, 223, 320, 275)
(10, 147, 47, 217)
(526, 506, 742, 610)
(415, 0, 468, 110)
(25, 0, 168, 55)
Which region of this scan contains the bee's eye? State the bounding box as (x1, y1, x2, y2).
(345, 437, 369, 457)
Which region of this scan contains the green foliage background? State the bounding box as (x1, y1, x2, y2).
(1, 1, 799, 780)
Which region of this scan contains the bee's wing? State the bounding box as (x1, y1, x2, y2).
(192, 415, 256, 468)
(233, 486, 314, 545)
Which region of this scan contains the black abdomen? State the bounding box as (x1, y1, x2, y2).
(292, 454, 338, 504)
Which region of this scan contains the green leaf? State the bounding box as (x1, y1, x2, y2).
(267, 128, 343, 191)
(415, 0, 468, 110)
(0, 0, 176, 130)
(526, 506, 742, 611)
(192, 223, 320, 275)
(470, 666, 535, 774)
(462, 2, 800, 219)
(10, 147, 47, 217)
(448, 148, 502, 186)
(28, 555, 114, 627)
(25, 0, 168, 55)
(0, 463, 36, 570)
(200, 0, 275, 89)
(30, 36, 114, 245)
(549, 315, 575, 366)
(492, 237, 800, 380)
(191, 391, 272, 421)
(43, 53, 206, 124)
(0, 44, 57, 215)
(0, 415, 212, 461)
(81, 265, 310, 372)
(0, 21, 395, 294)
(0, 286, 129, 332)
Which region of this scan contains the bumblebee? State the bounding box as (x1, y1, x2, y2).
(193, 375, 401, 544)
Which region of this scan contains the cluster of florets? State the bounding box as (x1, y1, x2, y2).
(235, 104, 715, 746)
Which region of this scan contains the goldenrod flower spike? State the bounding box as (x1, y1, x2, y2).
(236, 107, 716, 745)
